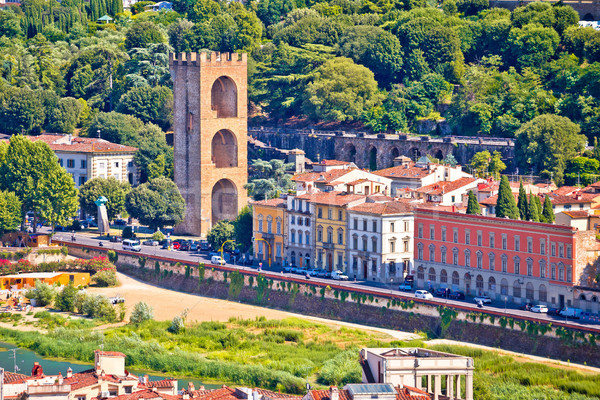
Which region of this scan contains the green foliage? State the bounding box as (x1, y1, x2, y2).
(168, 315, 185, 333)
(233, 206, 253, 251)
(130, 301, 154, 324)
(466, 190, 481, 215)
(0, 190, 22, 234)
(207, 220, 235, 253)
(496, 175, 519, 219)
(117, 86, 173, 130)
(124, 21, 166, 50)
(81, 294, 117, 321)
(528, 193, 541, 222)
(542, 195, 555, 223)
(228, 271, 245, 299)
(245, 159, 293, 201)
(125, 177, 185, 229)
(92, 269, 118, 287)
(25, 280, 56, 306)
(55, 283, 78, 312)
(107, 250, 118, 264)
(318, 349, 361, 386)
(79, 177, 131, 221)
(87, 112, 145, 146)
(517, 181, 528, 220)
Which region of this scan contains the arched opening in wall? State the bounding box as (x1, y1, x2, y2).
(539, 284, 547, 302)
(211, 76, 238, 118)
(211, 130, 238, 168)
(526, 282, 534, 300)
(211, 179, 238, 225)
(368, 147, 378, 170)
(476, 274, 483, 294)
(391, 147, 399, 166)
(488, 276, 496, 292)
(434, 149, 444, 161)
(346, 145, 357, 163)
(409, 148, 421, 161)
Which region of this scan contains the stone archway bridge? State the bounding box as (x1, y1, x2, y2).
(248, 127, 515, 171)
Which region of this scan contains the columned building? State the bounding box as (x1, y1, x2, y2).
(414, 208, 598, 308)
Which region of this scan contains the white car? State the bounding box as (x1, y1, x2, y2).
(530, 305, 548, 313)
(415, 290, 433, 300)
(474, 296, 492, 304)
(331, 270, 349, 281)
(211, 255, 226, 265)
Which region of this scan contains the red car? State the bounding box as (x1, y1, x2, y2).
(171, 241, 181, 250)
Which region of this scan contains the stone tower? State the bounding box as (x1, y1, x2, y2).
(169, 52, 248, 236)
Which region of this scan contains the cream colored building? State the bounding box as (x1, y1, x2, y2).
(30, 134, 138, 188)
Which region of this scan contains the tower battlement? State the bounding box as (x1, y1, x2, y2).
(169, 52, 247, 67)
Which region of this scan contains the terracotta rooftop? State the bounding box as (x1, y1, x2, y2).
(3, 371, 29, 384)
(251, 198, 287, 208)
(349, 201, 414, 215)
(562, 210, 590, 218)
(146, 379, 177, 389)
(372, 164, 433, 179)
(547, 192, 596, 205)
(307, 387, 429, 400)
(109, 389, 180, 400)
(95, 350, 127, 357)
(295, 191, 366, 206)
(314, 160, 352, 166)
(292, 169, 355, 184)
(27, 134, 138, 153)
(552, 186, 580, 196)
(417, 177, 476, 195)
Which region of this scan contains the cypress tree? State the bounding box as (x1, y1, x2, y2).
(542, 195, 555, 223)
(496, 175, 519, 219)
(528, 193, 540, 222)
(517, 181, 528, 220)
(466, 190, 481, 215)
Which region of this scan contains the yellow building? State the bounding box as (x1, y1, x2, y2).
(296, 192, 366, 271)
(252, 198, 287, 267)
(0, 272, 90, 290)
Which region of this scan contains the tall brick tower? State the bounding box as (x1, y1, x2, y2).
(169, 52, 248, 236)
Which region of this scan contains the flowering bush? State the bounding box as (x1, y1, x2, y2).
(0, 259, 16, 275)
(92, 268, 118, 287)
(75, 257, 115, 271)
(15, 259, 33, 272)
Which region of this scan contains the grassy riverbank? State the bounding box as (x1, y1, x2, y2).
(1, 315, 600, 399)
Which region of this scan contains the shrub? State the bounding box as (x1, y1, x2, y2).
(152, 231, 165, 241)
(74, 291, 87, 313)
(107, 250, 118, 264)
(130, 301, 154, 324)
(60, 246, 68, 256)
(82, 294, 116, 321)
(25, 281, 56, 307)
(318, 349, 361, 386)
(55, 283, 77, 312)
(122, 226, 134, 239)
(168, 316, 185, 333)
(92, 269, 118, 287)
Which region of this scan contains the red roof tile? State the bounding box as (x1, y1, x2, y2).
(28, 134, 138, 153)
(3, 371, 29, 384)
(146, 380, 177, 389)
(295, 191, 365, 206)
(349, 201, 414, 215)
(314, 160, 352, 166)
(562, 211, 590, 218)
(372, 165, 433, 179)
(110, 389, 180, 400)
(308, 389, 352, 400)
(292, 169, 355, 184)
(417, 178, 476, 195)
(95, 350, 127, 357)
(251, 198, 287, 208)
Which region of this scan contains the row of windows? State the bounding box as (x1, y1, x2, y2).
(317, 207, 344, 221)
(290, 215, 310, 226)
(417, 223, 572, 258)
(293, 199, 310, 213)
(417, 243, 573, 281)
(290, 230, 311, 245)
(257, 215, 283, 234)
(59, 159, 86, 169)
(316, 226, 344, 244)
(256, 242, 283, 258)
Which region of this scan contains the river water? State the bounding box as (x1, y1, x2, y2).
(0, 342, 221, 390)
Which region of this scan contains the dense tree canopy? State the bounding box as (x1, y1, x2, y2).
(125, 176, 185, 229)
(79, 177, 130, 220)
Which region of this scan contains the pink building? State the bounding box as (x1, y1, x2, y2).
(414, 209, 598, 309)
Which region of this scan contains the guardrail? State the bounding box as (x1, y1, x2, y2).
(59, 241, 600, 335)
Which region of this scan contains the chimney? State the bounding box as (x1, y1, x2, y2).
(188, 382, 195, 392)
(58, 372, 64, 385)
(66, 368, 73, 379)
(198, 386, 205, 391)
(144, 375, 149, 384)
(183, 394, 190, 400)
(330, 387, 339, 400)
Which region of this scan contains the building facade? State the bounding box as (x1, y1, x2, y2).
(26, 134, 138, 188)
(252, 198, 287, 267)
(285, 194, 314, 268)
(414, 209, 598, 309)
(170, 52, 248, 236)
(346, 202, 414, 283)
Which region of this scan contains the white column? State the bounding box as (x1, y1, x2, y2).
(465, 373, 473, 400)
(447, 375, 454, 399)
(415, 374, 422, 390)
(427, 375, 432, 392)
(434, 375, 441, 400)
(456, 375, 462, 400)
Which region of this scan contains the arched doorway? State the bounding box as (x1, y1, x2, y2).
(211, 179, 238, 225)
(347, 145, 357, 163)
(211, 76, 238, 118)
(368, 147, 378, 170)
(526, 282, 534, 300)
(291, 251, 296, 267)
(391, 147, 399, 167)
(434, 149, 443, 160)
(488, 276, 496, 292)
(211, 130, 238, 168)
(327, 253, 333, 271)
(539, 284, 547, 302)
(409, 148, 421, 161)
(476, 274, 484, 295)
(464, 273, 471, 295)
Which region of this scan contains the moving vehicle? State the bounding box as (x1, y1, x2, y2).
(473, 296, 492, 304)
(142, 239, 159, 246)
(398, 282, 413, 291)
(559, 307, 583, 319)
(122, 239, 142, 252)
(283, 266, 295, 273)
(110, 236, 123, 243)
(331, 270, 349, 280)
(211, 255, 226, 265)
(415, 290, 433, 300)
(519, 303, 534, 311)
(530, 305, 549, 313)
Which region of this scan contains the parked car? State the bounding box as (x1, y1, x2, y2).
(142, 239, 159, 246)
(114, 219, 127, 226)
(547, 307, 561, 316)
(283, 266, 294, 273)
(415, 290, 434, 300)
(473, 296, 492, 304)
(179, 241, 190, 251)
(171, 241, 181, 250)
(161, 239, 171, 249)
(398, 282, 413, 291)
(519, 303, 534, 311)
(530, 305, 549, 313)
(404, 275, 414, 284)
(189, 241, 199, 251)
(434, 288, 450, 298)
(109, 236, 123, 243)
(448, 291, 465, 300)
(123, 239, 142, 252)
(316, 269, 331, 278)
(200, 240, 211, 251)
(211, 255, 226, 265)
(331, 270, 349, 280)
